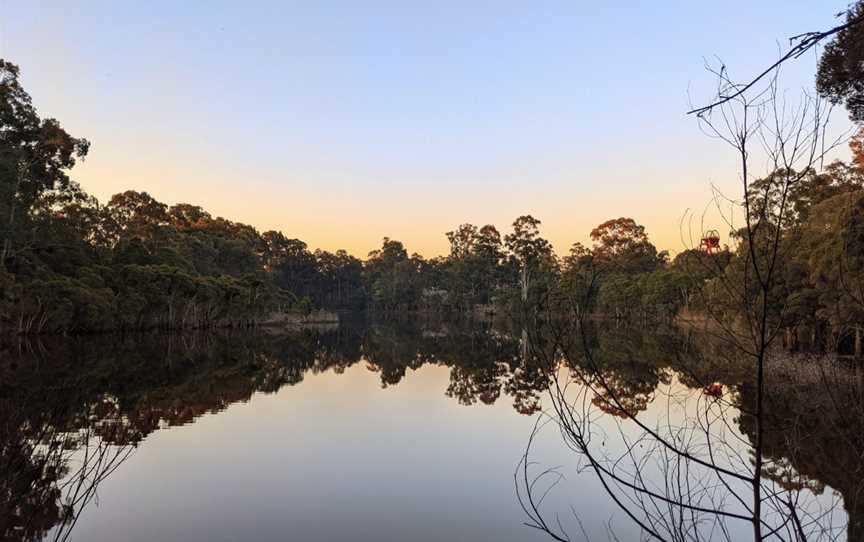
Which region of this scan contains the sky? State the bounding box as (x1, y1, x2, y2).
(0, 1, 852, 258)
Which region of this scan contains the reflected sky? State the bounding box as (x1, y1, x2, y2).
(61, 363, 563, 542)
(0, 322, 852, 541)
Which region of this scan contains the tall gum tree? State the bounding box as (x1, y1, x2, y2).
(504, 215, 552, 305)
(0, 60, 89, 270)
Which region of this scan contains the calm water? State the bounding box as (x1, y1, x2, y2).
(1, 319, 859, 541)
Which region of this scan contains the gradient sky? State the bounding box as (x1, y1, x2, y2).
(0, 1, 852, 257)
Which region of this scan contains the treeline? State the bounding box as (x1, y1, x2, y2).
(334, 158, 864, 354)
(0, 58, 369, 333)
(358, 215, 722, 319)
(0, 58, 709, 334)
(0, 181, 374, 332)
(705, 160, 864, 352)
(6, 53, 864, 340)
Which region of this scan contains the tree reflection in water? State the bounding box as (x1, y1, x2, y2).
(517, 319, 856, 541)
(0, 320, 858, 540)
(1, 388, 135, 541)
(740, 360, 864, 541)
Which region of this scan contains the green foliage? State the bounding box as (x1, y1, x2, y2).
(7, 53, 864, 338)
(590, 217, 664, 274)
(504, 215, 556, 308)
(442, 223, 506, 310)
(0, 60, 89, 269)
(638, 268, 685, 316)
(363, 238, 423, 311)
(801, 190, 864, 330)
(697, 162, 864, 348)
(817, 1, 864, 121)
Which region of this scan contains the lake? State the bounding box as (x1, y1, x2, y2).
(1, 318, 858, 541)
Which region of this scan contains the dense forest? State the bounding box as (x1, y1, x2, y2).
(0, 54, 680, 333)
(3, 3, 864, 343)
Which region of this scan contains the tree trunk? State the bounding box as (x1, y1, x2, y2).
(0, 164, 24, 270)
(856, 326, 862, 358)
(520, 267, 530, 304)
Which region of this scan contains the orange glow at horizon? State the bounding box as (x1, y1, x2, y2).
(72, 140, 743, 260)
(4, 1, 845, 261)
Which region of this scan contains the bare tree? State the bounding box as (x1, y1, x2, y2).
(517, 64, 852, 541)
(687, 7, 864, 116)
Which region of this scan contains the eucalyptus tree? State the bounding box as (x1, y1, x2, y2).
(0, 60, 89, 270)
(443, 223, 506, 310)
(364, 238, 422, 312)
(817, 1, 864, 122)
(504, 215, 555, 307)
(474, 224, 507, 305)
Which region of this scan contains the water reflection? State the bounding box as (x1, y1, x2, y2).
(521, 321, 860, 540)
(739, 363, 864, 540)
(0, 319, 859, 540)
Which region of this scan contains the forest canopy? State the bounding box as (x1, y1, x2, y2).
(2, 51, 864, 349)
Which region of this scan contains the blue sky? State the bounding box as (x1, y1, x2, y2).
(0, 1, 849, 256)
